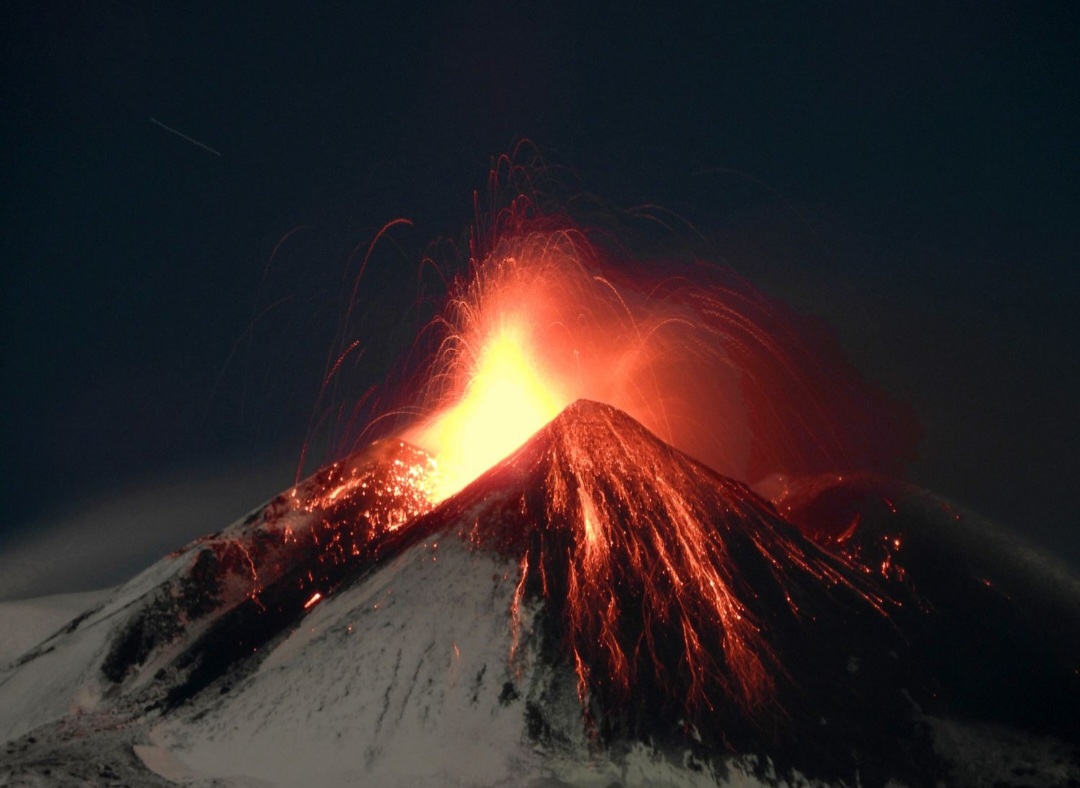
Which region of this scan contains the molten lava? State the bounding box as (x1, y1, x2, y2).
(440, 400, 888, 725)
(403, 198, 915, 503)
(266, 167, 919, 758)
(416, 321, 568, 500)
(407, 228, 748, 501)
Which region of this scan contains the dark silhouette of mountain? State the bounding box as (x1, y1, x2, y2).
(778, 472, 1080, 740)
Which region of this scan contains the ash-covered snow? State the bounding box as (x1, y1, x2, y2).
(926, 716, 1079, 788)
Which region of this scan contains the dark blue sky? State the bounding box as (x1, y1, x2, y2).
(3, 3, 1078, 567)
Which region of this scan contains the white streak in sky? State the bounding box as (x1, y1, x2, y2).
(149, 117, 222, 156)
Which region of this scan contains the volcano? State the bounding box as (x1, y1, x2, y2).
(2, 402, 1078, 787)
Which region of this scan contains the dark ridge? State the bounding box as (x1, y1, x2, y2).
(102, 547, 223, 684)
(781, 473, 1080, 740)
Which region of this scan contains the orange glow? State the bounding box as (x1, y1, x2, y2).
(402, 183, 914, 503)
(222, 161, 918, 747)
(406, 227, 762, 501)
(417, 322, 567, 500)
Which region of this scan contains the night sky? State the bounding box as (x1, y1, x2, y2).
(2, 2, 1078, 590)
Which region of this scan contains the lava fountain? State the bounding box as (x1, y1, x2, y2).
(408, 225, 752, 502)
(373, 188, 915, 738)
(403, 191, 914, 503)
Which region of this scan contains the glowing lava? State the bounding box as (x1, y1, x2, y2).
(444, 399, 889, 726)
(417, 321, 568, 500)
(407, 227, 749, 502)
(401, 191, 915, 504)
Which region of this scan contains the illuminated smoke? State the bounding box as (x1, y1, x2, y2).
(405, 203, 913, 502)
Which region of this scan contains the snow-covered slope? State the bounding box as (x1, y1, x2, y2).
(0, 590, 110, 666)
(149, 536, 540, 787)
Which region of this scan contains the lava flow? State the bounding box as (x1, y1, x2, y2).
(432, 400, 892, 738)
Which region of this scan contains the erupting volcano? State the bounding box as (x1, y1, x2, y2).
(2, 179, 1078, 788)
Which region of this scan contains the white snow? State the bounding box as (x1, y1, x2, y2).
(133, 742, 202, 785)
(0, 548, 192, 743)
(0, 589, 110, 666)
(151, 535, 543, 787)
